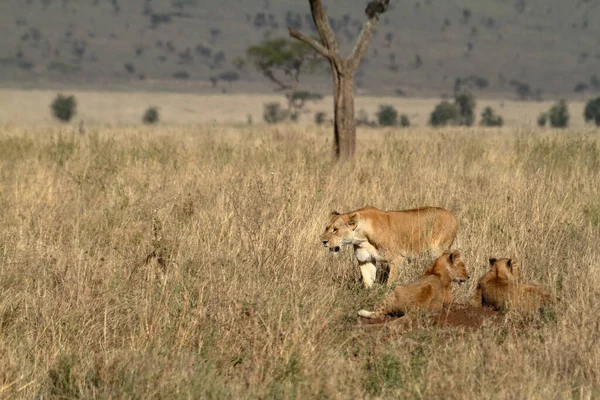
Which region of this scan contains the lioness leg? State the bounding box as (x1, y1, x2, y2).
(359, 262, 377, 289)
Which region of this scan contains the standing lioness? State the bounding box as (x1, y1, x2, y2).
(321, 206, 458, 288)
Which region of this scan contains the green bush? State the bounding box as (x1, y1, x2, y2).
(537, 113, 547, 127)
(376, 104, 398, 126)
(455, 92, 476, 126)
(548, 100, 569, 128)
(315, 111, 326, 125)
(583, 96, 600, 126)
(429, 101, 459, 126)
(51, 94, 77, 122)
(263, 102, 287, 124)
(399, 114, 410, 127)
(142, 107, 160, 124)
(480, 106, 503, 127)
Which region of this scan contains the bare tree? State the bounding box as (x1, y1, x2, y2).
(289, 0, 390, 159)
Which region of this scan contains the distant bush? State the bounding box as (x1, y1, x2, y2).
(263, 102, 287, 124)
(143, 107, 160, 124)
(574, 82, 589, 93)
(480, 106, 503, 127)
(455, 92, 476, 126)
(430, 101, 459, 126)
(510, 80, 532, 100)
(315, 111, 326, 125)
(548, 100, 569, 128)
(583, 97, 600, 126)
(537, 112, 548, 127)
(399, 114, 410, 127)
(376, 104, 398, 126)
(51, 94, 77, 122)
(217, 71, 240, 86)
(172, 71, 190, 80)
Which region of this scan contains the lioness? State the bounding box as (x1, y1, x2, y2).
(471, 258, 553, 312)
(358, 250, 469, 319)
(321, 206, 458, 288)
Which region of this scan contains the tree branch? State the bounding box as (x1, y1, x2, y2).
(288, 27, 331, 59)
(262, 68, 293, 91)
(348, 0, 390, 72)
(308, 0, 343, 69)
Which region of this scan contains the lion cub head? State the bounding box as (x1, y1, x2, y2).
(474, 257, 553, 312)
(424, 250, 470, 285)
(320, 211, 360, 253)
(488, 257, 519, 282)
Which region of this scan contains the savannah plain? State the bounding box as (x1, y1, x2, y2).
(1, 90, 599, 398)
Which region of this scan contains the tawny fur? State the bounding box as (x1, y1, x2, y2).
(358, 250, 469, 319)
(320, 206, 458, 288)
(471, 258, 554, 312)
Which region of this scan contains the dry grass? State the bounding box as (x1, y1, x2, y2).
(0, 89, 591, 127)
(0, 123, 599, 399)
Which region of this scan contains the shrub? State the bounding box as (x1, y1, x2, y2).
(537, 112, 547, 127)
(315, 111, 326, 125)
(583, 96, 600, 126)
(480, 106, 503, 127)
(399, 114, 410, 127)
(455, 92, 476, 126)
(142, 107, 160, 124)
(172, 71, 190, 80)
(376, 104, 398, 126)
(548, 100, 569, 128)
(429, 101, 459, 126)
(263, 102, 287, 124)
(51, 94, 77, 122)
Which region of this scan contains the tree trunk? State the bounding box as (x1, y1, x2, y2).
(289, 0, 389, 159)
(333, 69, 356, 159)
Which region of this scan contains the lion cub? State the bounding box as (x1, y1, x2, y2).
(471, 258, 553, 312)
(358, 250, 469, 319)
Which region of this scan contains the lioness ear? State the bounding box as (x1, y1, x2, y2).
(489, 258, 497, 266)
(347, 212, 360, 230)
(507, 259, 513, 272)
(330, 210, 340, 216)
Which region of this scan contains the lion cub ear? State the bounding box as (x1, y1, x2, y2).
(488, 258, 497, 267)
(449, 250, 462, 264)
(347, 212, 360, 230)
(507, 259, 520, 278)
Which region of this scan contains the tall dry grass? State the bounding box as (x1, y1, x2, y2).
(0, 124, 599, 398)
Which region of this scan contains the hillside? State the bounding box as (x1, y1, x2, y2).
(1, 0, 599, 98)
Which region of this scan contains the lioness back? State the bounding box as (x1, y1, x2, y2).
(358, 206, 458, 255)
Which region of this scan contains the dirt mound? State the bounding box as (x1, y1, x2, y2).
(356, 304, 503, 332)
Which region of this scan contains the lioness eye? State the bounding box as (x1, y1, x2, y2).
(332, 228, 338, 233)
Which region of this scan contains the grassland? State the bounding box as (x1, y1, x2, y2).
(0, 88, 591, 128)
(0, 123, 599, 398)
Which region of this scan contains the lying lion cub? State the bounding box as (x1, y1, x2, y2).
(358, 250, 469, 319)
(471, 258, 553, 312)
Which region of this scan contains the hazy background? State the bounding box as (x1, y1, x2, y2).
(1, 0, 599, 99)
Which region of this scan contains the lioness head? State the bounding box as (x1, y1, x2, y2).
(427, 250, 470, 284)
(320, 211, 360, 253)
(488, 258, 518, 282)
